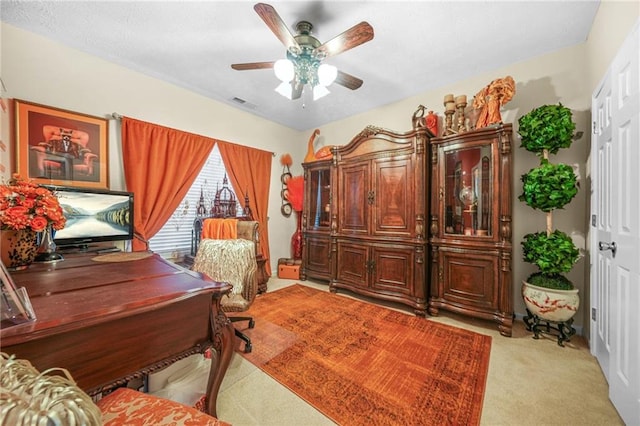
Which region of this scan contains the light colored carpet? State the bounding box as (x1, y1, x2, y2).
(213, 278, 622, 426)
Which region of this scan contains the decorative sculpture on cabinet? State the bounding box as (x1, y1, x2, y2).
(304, 129, 332, 163)
(412, 105, 438, 137)
(472, 76, 516, 129)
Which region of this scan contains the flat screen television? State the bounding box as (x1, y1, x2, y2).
(45, 185, 134, 249)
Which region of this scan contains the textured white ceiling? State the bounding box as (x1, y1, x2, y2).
(1, 0, 600, 131)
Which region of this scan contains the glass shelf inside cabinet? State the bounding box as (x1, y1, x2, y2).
(443, 144, 492, 237)
(309, 168, 331, 229)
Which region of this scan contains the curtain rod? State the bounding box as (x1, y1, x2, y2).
(111, 112, 275, 157)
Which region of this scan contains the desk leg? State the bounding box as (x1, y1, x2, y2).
(204, 296, 234, 418)
(256, 256, 269, 294)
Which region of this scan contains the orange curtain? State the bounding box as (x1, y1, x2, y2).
(217, 141, 273, 275)
(121, 117, 215, 251)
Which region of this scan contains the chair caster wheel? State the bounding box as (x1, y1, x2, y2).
(244, 344, 252, 353)
(248, 319, 255, 329)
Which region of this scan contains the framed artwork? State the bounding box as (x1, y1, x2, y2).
(14, 99, 109, 189)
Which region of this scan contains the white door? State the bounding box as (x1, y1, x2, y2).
(591, 69, 612, 382)
(591, 21, 640, 425)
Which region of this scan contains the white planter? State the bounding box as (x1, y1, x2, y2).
(521, 281, 579, 323)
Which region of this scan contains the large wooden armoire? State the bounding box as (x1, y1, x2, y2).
(301, 122, 513, 332)
(327, 125, 430, 315)
(428, 124, 513, 336)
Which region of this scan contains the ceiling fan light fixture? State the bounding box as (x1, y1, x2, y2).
(317, 63, 337, 86)
(275, 81, 293, 99)
(313, 85, 330, 101)
(274, 59, 294, 82)
(232, 5, 373, 102)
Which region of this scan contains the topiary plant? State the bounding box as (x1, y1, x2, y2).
(518, 104, 580, 290)
(519, 160, 578, 212)
(518, 103, 576, 155)
(521, 230, 580, 289)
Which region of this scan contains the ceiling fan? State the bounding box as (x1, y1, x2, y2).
(231, 3, 374, 100)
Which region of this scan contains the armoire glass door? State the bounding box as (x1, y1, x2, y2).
(308, 167, 331, 229)
(443, 144, 492, 237)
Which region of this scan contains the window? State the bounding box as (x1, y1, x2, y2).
(149, 145, 238, 259)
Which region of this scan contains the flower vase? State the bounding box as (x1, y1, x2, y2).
(291, 210, 303, 260)
(35, 224, 64, 263)
(0, 229, 39, 270)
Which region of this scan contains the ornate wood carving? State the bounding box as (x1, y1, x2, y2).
(356, 125, 383, 139)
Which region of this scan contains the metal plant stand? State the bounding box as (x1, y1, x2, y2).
(523, 309, 576, 347)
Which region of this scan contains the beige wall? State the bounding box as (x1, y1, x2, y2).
(1, 3, 638, 332)
(0, 23, 308, 267)
(587, 0, 640, 90)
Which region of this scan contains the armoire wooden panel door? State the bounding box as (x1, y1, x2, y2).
(338, 161, 369, 236)
(334, 240, 368, 289)
(372, 156, 414, 238)
(370, 243, 416, 296)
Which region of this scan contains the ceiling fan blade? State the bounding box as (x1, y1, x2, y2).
(231, 61, 275, 71)
(315, 21, 374, 58)
(254, 3, 300, 53)
(334, 70, 363, 90)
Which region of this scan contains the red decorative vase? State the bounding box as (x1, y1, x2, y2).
(0, 229, 38, 270)
(291, 211, 303, 260)
(426, 110, 438, 137)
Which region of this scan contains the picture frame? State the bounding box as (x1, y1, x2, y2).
(14, 99, 109, 189)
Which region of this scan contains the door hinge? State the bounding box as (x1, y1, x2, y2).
(592, 214, 597, 227)
(592, 307, 597, 321)
(592, 121, 597, 135)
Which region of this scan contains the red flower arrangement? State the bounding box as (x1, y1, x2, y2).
(0, 174, 66, 232)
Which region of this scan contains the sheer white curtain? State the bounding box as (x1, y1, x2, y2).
(149, 145, 235, 259)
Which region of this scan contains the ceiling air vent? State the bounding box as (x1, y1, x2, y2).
(231, 97, 257, 110)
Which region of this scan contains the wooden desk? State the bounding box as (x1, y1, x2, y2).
(0, 253, 234, 418)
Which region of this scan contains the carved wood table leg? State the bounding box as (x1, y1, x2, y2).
(256, 255, 269, 293)
(204, 295, 235, 418)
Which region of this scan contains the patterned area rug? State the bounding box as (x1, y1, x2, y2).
(239, 284, 491, 425)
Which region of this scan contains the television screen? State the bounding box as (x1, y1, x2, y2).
(45, 186, 134, 248)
